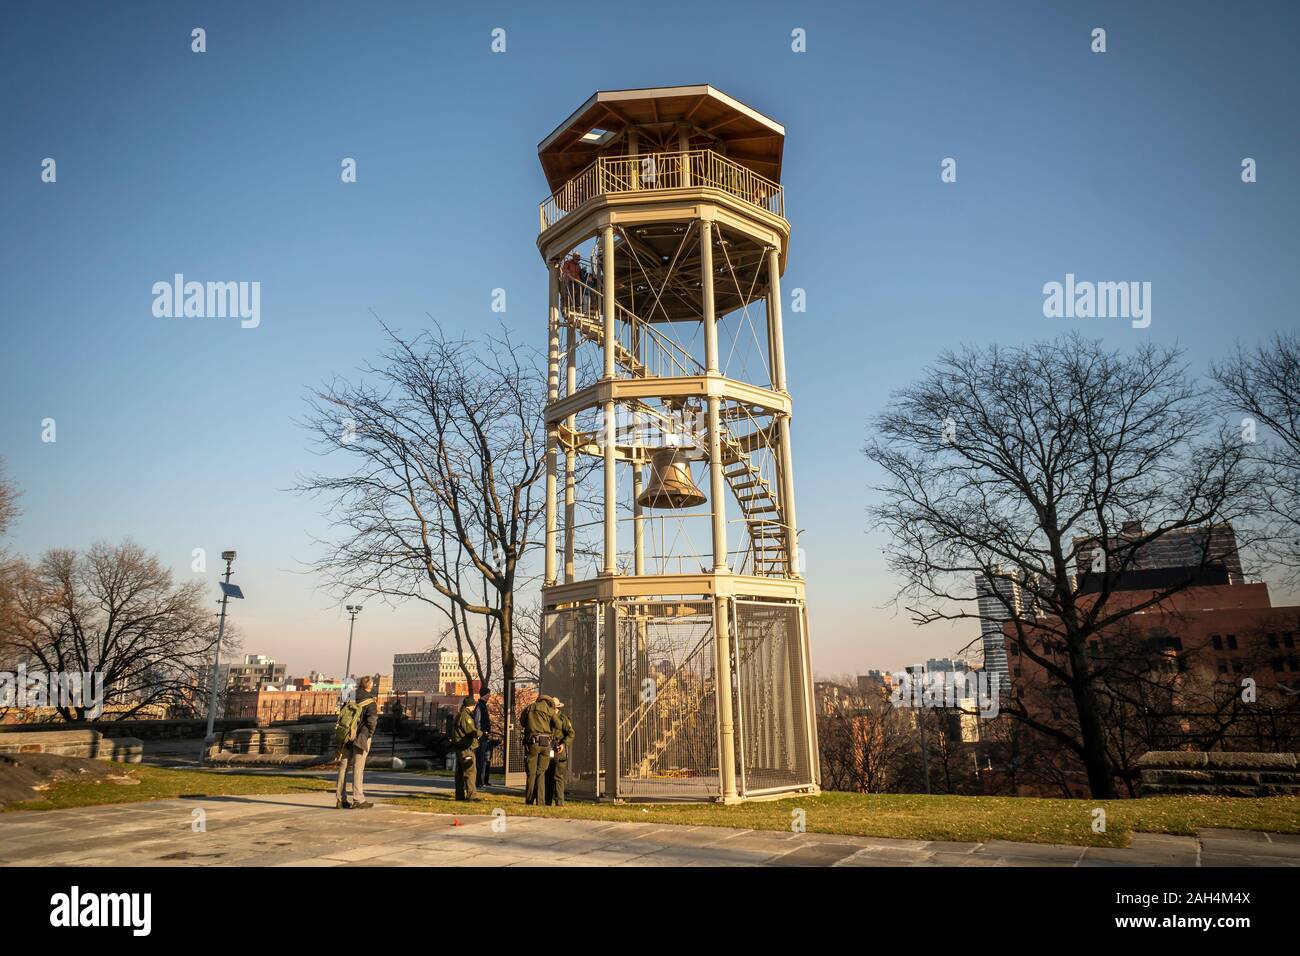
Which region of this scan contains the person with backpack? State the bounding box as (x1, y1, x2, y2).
(451, 694, 484, 801)
(334, 675, 379, 809)
(519, 693, 561, 805)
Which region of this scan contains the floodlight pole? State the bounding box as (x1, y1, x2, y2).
(344, 605, 363, 679)
(202, 552, 237, 747)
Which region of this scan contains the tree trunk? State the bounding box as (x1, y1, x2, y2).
(499, 592, 516, 696)
(1069, 673, 1118, 798)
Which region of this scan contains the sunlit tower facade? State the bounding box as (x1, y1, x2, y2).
(536, 86, 818, 802)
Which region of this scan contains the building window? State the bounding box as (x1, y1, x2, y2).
(1226, 634, 1238, 650)
(1268, 633, 1279, 648)
(1284, 633, 1295, 648)
(1217, 661, 1228, 674)
(1211, 635, 1223, 650)
(1232, 660, 1245, 674)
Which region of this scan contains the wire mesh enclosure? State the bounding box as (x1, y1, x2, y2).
(539, 606, 600, 797)
(733, 600, 813, 794)
(540, 596, 814, 800)
(616, 599, 720, 799)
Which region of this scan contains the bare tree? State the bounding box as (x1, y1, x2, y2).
(865, 335, 1254, 798)
(2, 540, 223, 720)
(300, 320, 547, 698)
(817, 686, 917, 793)
(0, 462, 24, 721)
(510, 600, 542, 684)
(1212, 332, 1300, 584)
(0, 460, 17, 544)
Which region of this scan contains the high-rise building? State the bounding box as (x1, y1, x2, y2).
(392, 650, 478, 694)
(1074, 521, 1244, 591)
(975, 572, 1028, 695)
(225, 654, 286, 693)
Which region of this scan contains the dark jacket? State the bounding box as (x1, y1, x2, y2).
(555, 710, 574, 757)
(453, 703, 483, 752)
(353, 687, 379, 748)
(521, 696, 562, 742)
(474, 699, 492, 750)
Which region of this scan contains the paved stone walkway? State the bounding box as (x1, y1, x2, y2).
(2, 773, 1297, 867)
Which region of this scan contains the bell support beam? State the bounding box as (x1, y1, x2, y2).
(544, 375, 790, 426)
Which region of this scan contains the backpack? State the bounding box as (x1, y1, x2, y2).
(334, 700, 366, 750)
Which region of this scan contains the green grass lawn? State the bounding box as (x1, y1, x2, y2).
(388, 788, 1300, 848)
(1, 764, 334, 813)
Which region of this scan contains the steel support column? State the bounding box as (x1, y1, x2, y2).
(768, 247, 799, 574)
(545, 265, 559, 586)
(702, 218, 738, 801)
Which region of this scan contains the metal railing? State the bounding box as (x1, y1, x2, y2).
(559, 267, 705, 380)
(540, 149, 785, 231)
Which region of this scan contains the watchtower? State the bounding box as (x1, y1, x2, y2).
(537, 86, 818, 802)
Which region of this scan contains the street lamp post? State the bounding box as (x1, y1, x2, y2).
(202, 550, 243, 752)
(343, 604, 363, 680)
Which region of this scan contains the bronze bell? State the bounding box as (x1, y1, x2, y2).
(637, 447, 706, 509)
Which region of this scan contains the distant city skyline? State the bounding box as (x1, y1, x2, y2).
(3, 2, 1298, 680)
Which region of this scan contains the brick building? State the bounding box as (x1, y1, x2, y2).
(1006, 583, 1299, 694)
(225, 689, 340, 725)
(994, 522, 1300, 795)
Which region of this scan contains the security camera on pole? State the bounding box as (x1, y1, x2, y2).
(201, 550, 244, 757)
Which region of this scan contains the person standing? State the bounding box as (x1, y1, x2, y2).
(545, 697, 574, 807)
(451, 694, 483, 801)
(474, 691, 493, 789)
(561, 253, 581, 311)
(336, 675, 379, 810)
(519, 693, 561, 805)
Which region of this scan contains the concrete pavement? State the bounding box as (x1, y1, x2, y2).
(2, 772, 1298, 866)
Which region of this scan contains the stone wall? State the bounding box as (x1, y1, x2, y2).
(0, 730, 142, 763)
(0, 718, 256, 740)
(1137, 751, 1300, 796)
(219, 722, 336, 756)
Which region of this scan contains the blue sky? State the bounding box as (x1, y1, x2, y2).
(2, 1, 1297, 679)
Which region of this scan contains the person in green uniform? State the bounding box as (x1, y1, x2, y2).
(520, 693, 561, 805)
(545, 697, 574, 806)
(451, 694, 483, 801)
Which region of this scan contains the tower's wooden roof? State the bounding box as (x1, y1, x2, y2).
(538, 85, 785, 192)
